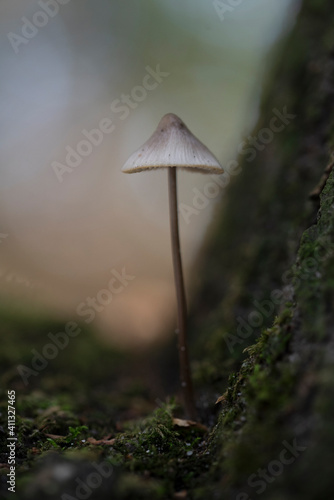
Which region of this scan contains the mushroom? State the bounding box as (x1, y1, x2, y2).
(122, 113, 223, 419)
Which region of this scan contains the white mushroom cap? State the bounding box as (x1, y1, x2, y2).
(122, 113, 223, 174)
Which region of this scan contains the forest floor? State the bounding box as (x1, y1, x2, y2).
(0, 307, 225, 500)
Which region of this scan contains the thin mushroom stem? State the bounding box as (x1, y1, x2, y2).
(168, 167, 196, 420)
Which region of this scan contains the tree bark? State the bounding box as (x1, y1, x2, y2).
(192, 1, 334, 498)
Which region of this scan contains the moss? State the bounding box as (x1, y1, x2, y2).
(0, 395, 211, 499)
(194, 130, 334, 496)
(107, 404, 210, 496)
(293, 169, 334, 340)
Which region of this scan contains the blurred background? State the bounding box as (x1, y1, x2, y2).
(0, 0, 299, 347)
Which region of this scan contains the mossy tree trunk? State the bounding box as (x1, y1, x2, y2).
(192, 1, 334, 498)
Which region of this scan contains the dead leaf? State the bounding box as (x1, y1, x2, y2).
(44, 433, 66, 440)
(215, 394, 227, 404)
(172, 418, 208, 432)
(174, 490, 188, 499)
(87, 436, 115, 446)
(30, 447, 41, 455)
